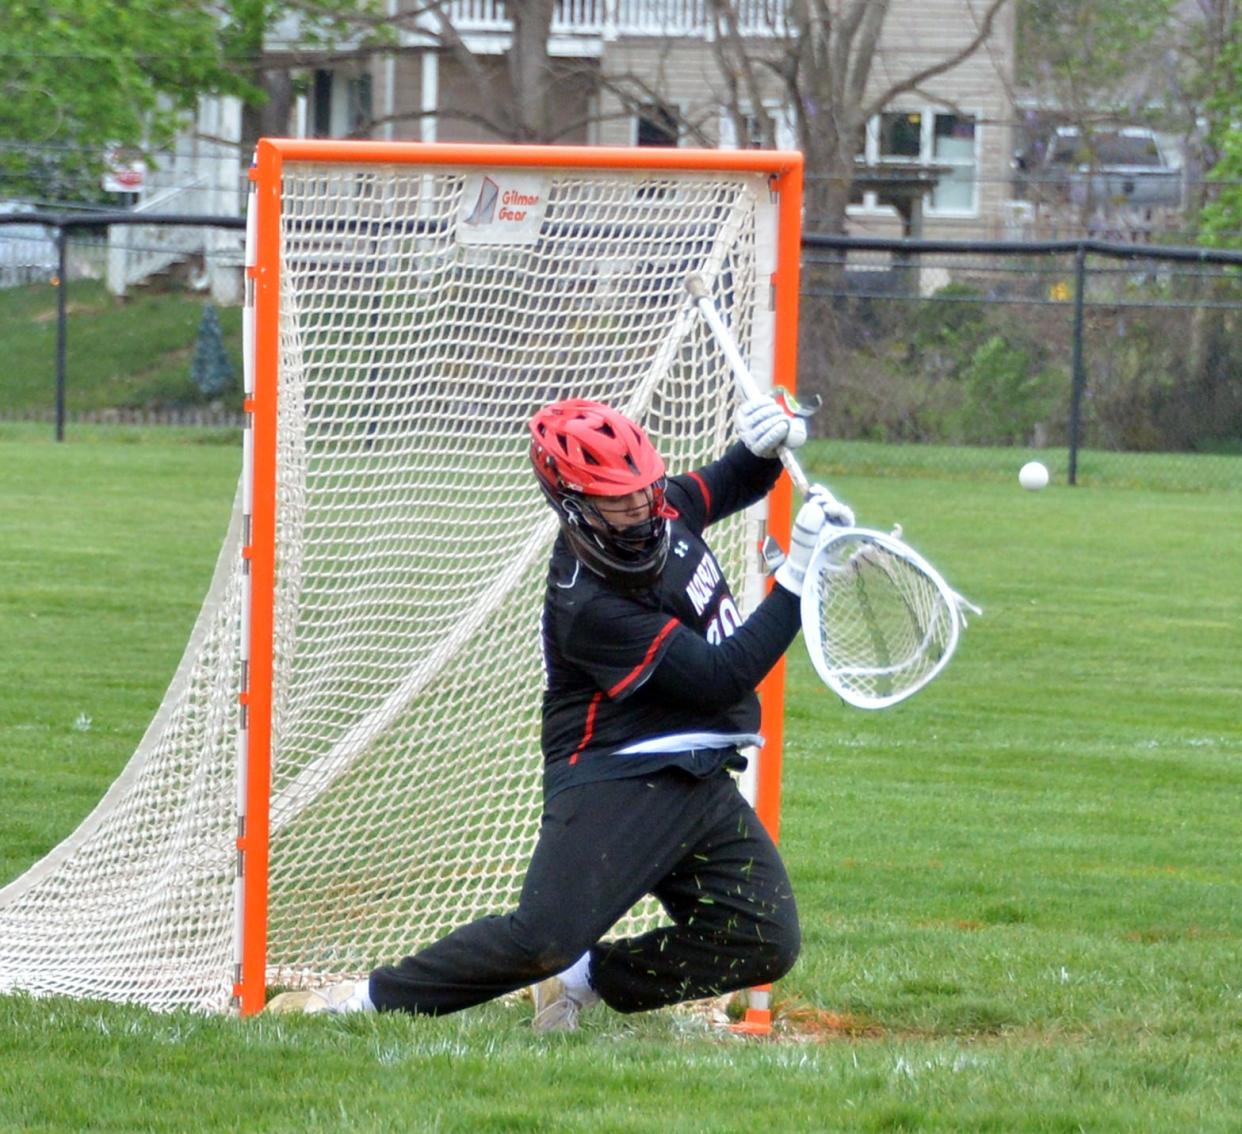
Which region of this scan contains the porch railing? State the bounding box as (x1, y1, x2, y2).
(445, 0, 785, 37)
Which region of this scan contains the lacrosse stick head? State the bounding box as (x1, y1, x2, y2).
(799, 526, 973, 709)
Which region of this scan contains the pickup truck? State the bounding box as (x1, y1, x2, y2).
(1033, 127, 1183, 209)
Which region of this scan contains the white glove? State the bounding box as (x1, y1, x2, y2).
(805, 483, 854, 530)
(735, 395, 807, 459)
(774, 486, 855, 597)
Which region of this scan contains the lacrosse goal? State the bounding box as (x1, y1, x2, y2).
(0, 140, 804, 1017)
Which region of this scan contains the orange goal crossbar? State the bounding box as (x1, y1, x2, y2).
(252, 138, 804, 177)
(236, 139, 804, 1019)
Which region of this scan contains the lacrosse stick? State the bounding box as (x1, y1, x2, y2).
(685, 274, 979, 709)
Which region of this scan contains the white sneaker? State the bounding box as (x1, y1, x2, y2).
(530, 976, 583, 1033)
(265, 980, 373, 1016)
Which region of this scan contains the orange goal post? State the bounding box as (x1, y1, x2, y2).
(0, 139, 804, 1021)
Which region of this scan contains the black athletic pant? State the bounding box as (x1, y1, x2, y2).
(368, 767, 800, 1015)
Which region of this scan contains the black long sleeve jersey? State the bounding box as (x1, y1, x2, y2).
(539, 443, 803, 799)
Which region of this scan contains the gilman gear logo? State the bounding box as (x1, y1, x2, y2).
(464, 176, 500, 225)
(457, 172, 550, 246)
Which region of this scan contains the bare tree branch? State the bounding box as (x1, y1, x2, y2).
(708, 0, 777, 146)
(847, 0, 890, 110)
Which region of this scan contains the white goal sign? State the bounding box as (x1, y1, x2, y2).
(457, 171, 550, 244)
(0, 140, 805, 1016)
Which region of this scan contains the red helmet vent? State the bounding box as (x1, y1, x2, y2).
(528, 399, 665, 497)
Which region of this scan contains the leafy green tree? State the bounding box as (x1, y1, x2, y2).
(1198, 28, 1242, 246)
(0, 0, 399, 199)
(1017, 0, 1177, 97)
(220, 0, 393, 152)
(0, 0, 248, 198)
(1018, 0, 1242, 242)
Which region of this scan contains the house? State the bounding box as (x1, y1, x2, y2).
(290, 0, 1017, 240)
(110, 1, 1018, 296)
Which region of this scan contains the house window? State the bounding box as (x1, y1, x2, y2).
(310, 69, 373, 139)
(312, 70, 334, 138)
(852, 107, 979, 216)
(636, 103, 679, 147)
(717, 102, 797, 150)
(930, 113, 978, 213)
(346, 73, 373, 136)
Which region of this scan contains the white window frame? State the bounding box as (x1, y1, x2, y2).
(846, 106, 981, 219)
(717, 101, 797, 151)
(926, 110, 980, 217)
(847, 115, 899, 218)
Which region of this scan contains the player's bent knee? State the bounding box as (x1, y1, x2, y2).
(754, 915, 801, 984)
(510, 925, 592, 979)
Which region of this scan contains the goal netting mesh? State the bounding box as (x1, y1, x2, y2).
(0, 152, 784, 1013)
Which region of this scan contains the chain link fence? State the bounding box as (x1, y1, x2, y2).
(799, 236, 1242, 491)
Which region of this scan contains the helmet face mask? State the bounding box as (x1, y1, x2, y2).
(529, 400, 677, 589)
(559, 482, 672, 589)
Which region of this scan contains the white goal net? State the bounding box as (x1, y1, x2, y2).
(0, 143, 800, 1013)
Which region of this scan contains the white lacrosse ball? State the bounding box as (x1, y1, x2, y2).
(1019, 461, 1049, 491)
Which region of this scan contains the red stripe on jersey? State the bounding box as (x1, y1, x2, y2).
(607, 617, 679, 698)
(568, 691, 604, 765)
(686, 470, 711, 516)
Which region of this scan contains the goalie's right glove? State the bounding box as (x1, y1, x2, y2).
(735, 395, 807, 459)
(774, 486, 855, 597)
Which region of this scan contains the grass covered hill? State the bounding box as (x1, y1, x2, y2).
(0, 280, 242, 415)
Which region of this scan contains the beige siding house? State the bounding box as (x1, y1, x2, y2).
(289, 1, 1016, 239)
(841, 0, 1018, 239)
(108, 1, 1017, 294)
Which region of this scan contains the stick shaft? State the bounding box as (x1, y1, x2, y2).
(690, 292, 810, 495)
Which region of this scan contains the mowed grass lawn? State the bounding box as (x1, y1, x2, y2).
(0, 426, 1238, 1133)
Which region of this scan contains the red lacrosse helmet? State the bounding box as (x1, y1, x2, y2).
(529, 398, 666, 496)
(529, 399, 675, 588)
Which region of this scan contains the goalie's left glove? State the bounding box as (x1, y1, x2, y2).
(774, 496, 827, 597)
(735, 395, 807, 459)
(773, 486, 855, 597)
(805, 483, 854, 530)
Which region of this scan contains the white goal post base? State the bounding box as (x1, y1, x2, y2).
(0, 141, 804, 1018)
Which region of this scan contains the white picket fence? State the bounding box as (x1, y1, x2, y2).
(0, 217, 58, 288)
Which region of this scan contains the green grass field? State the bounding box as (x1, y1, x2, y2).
(0, 426, 1239, 1132)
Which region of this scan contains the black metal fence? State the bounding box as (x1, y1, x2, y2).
(799, 235, 1242, 489)
(3, 213, 1241, 490)
(0, 211, 245, 441)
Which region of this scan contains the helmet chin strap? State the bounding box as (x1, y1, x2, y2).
(563, 524, 670, 590)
